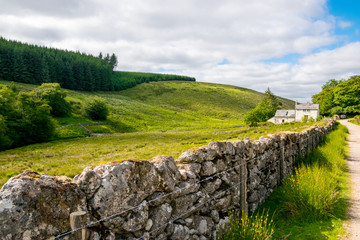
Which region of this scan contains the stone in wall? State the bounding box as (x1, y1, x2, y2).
(149, 156, 182, 192)
(75, 160, 158, 233)
(0, 170, 87, 240)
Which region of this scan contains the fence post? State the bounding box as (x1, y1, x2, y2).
(280, 143, 286, 180)
(240, 158, 248, 215)
(70, 211, 87, 240)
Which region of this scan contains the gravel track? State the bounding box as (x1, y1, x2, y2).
(339, 120, 360, 239)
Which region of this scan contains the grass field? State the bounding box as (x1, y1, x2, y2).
(0, 121, 325, 187)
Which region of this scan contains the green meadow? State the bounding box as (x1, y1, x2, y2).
(0, 121, 325, 187)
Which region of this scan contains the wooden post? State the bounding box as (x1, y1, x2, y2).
(240, 158, 248, 215)
(280, 146, 286, 180)
(70, 211, 87, 240)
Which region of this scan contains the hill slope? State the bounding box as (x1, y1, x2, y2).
(70, 81, 295, 131)
(0, 80, 294, 132)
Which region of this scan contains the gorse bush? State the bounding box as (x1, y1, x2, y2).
(85, 97, 109, 120)
(219, 210, 275, 240)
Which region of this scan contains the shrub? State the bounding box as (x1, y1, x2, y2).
(36, 83, 72, 117)
(15, 92, 56, 145)
(218, 210, 275, 240)
(85, 97, 109, 120)
(0, 86, 56, 149)
(0, 115, 12, 150)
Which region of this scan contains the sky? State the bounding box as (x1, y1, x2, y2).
(1, 0, 360, 102)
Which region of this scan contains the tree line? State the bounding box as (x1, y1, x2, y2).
(112, 71, 196, 90)
(0, 37, 196, 92)
(0, 37, 115, 91)
(312, 75, 360, 116)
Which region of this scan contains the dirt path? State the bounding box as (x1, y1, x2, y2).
(339, 120, 360, 239)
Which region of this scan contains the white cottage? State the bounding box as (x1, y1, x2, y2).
(268, 101, 320, 124)
(294, 102, 320, 121)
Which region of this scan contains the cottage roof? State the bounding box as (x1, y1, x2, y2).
(295, 103, 319, 110)
(275, 110, 295, 118)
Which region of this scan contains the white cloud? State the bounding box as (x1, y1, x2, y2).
(1, 0, 359, 102)
(338, 20, 353, 29)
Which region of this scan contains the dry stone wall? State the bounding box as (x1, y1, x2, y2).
(0, 121, 335, 240)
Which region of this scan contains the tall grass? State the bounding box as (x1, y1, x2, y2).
(219, 210, 275, 240)
(280, 164, 339, 221)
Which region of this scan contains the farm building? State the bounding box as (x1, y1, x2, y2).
(268, 101, 320, 124)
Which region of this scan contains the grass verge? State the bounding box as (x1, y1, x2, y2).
(219, 123, 350, 239)
(349, 116, 360, 126)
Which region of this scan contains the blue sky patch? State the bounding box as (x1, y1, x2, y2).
(217, 58, 230, 65)
(328, 0, 360, 43)
(159, 67, 176, 72)
(262, 53, 301, 64)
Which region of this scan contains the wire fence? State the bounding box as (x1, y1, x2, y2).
(53, 141, 307, 239)
(136, 158, 280, 240)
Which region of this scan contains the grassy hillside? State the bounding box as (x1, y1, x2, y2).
(101, 81, 294, 131)
(0, 80, 295, 133)
(111, 71, 195, 90)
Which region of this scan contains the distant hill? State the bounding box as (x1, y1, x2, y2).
(0, 37, 195, 92)
(111, 71, 195, 91)
(0, 80, 294, 133)
(70, 81, 294, 132)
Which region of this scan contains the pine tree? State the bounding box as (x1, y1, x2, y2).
(109, 53, 118, 71)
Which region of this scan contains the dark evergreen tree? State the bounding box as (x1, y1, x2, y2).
(109, 53, 118, 71)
